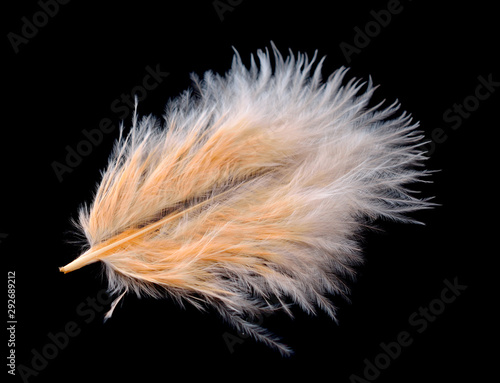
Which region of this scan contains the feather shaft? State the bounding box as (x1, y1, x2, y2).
(60, 180, 254, 273)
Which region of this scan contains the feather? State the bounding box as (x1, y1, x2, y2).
(60, 43, 433, 355)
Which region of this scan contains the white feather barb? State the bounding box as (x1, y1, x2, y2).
(60, 43, 433, 355)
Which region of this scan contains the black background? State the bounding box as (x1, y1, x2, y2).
(2, 0, 497, 382)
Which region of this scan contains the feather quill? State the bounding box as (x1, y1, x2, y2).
(60, 43, 432, 355)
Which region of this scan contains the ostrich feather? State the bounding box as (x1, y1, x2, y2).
(60, 43, 432, 355)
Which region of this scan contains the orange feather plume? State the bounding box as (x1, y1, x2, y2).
(60, 43, 432, 355)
